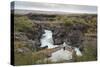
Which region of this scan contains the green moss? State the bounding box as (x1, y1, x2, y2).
(14, 16, 33, 32)
(14, 51, 32, 65)
(75, 44, 97, 62)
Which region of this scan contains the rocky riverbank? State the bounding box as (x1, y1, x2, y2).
(13, 14, 97, 65)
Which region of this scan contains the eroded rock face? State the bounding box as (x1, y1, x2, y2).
(67, 30, 84, 47)
(52, 28, 67, 45)
(41, 23, 85, 48)
(14, 32, 28, 41)
(40, 23, 85, 50)
(14, 23, 85, 52)
(66, 24, 85, 51)
(14, 23, 43, 52)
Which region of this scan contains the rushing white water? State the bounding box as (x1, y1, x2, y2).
(74, 47, 82, 56)
(63, 42, 82, 56)
(48, 48, 73, 62)
(40, 29, 82, 62)
(40, 30, 58, 48)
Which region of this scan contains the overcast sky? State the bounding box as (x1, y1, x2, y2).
(11, 1, 97, 14)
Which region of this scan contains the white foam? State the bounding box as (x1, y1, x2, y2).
(49, 48, 73, 62)
(40, 30, 58, 48)
(74, 47, 82, 56)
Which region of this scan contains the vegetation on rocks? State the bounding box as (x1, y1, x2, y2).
(13, 14, 97, 65)
(14, 16, 34, 32)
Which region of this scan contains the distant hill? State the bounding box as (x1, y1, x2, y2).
(11, 1, 97, 15)
(12, 9, 97, 15)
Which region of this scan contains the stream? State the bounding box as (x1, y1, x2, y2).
(40, 29, 82, 62)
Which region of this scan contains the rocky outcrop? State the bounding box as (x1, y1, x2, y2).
(39, 23, 85, 51)
(40, 23, 85, 47)
(14, 22, 86, 53)
(14, 23, 43, 52)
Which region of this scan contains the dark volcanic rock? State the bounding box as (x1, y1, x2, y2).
(54, 38, 63, 45)
(14, 24, 43, 51)
(14, 22, 85, 52)
(67, 24, 85, 50)
(14, 32, 28, 41)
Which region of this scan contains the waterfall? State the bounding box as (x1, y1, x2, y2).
(74, 47, 82, 56)
(48, 48, 73, 62)
(40, 29, 58, 48)
(40, 29, 82, 62)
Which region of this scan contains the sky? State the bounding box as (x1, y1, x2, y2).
(11, 1, 97, 14)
